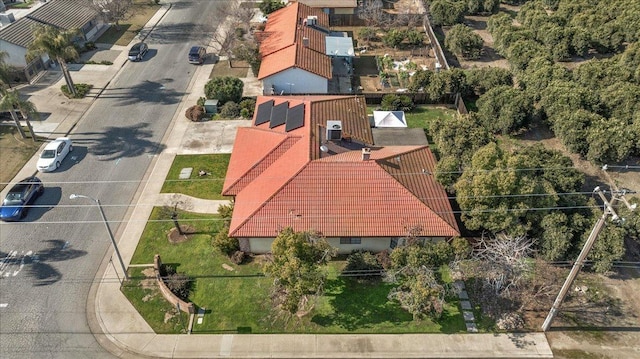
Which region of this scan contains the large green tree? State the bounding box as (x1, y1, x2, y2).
(259, 0, 285, 15)
(445, 24, 484, 60)
(429, 0, 466, 26)
(28, 26, 80, 97)
(454, 142, 585, 236)
(204, 76, 244, 105)
(263, 228, 336, 314)
(476, 85, 534, 135)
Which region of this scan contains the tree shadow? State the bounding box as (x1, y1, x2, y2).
(76, 123, 166, 160)
(144, 22, 216, 45)
(0, 240, 87, 286)
(98, 78, 184, 106)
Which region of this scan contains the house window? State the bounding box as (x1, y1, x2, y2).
(340, 237, 361, 244)
(390, 238, 398, 249)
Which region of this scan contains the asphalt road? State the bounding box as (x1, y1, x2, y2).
(0, 1, 222, 357)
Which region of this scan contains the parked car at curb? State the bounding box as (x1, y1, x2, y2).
(0, 176, 43, 221)
(188, 46, 206, 64)
(36, 137, 73, 172)
(128, 42, 148, 61)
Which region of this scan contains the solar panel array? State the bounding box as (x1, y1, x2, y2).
(254, 100, 305, 132)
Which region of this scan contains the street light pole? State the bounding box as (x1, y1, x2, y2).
(70, 194, 129, 280)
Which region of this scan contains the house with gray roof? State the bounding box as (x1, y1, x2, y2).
(0, 0, 105, 82)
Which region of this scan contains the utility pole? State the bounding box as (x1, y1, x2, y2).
(541, 165, 637, 332)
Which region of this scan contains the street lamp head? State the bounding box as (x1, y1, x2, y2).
(69, 194, 79, 200)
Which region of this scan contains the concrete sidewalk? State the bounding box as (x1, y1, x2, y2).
(7, 2, 553, 358)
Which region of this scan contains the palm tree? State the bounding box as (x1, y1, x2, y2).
(0, 51, 37, 140)
(0, 87, 39, 142)
(28, 25, 80, 97)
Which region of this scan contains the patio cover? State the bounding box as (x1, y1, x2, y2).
(373, 111, 407, 128)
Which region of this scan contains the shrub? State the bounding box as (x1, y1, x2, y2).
(343, 250, 383, 279)
(61, 83, 93, 98)
(380, 94, 414, 111)
(376, 250, 392, 269)
(231, 250, 246, 264)
(204, 76, 244, 104)
(84, 42, 97, 51)
(185, 105, 206, 122)
(165, 272, 192, 301)
(239, 98, 256, 118)
(160, 264, 192, 301)
(197, 96, 206, 106)
(212, 228, 239, 255)
(217, 202, 234, 226)
(219, 101, 240, 118)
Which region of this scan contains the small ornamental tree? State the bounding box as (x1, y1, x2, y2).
(263, 228, 336, 314)
(204, 76, 244, 105)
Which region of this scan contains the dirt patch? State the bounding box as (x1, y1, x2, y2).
(167, 225, 197, 244)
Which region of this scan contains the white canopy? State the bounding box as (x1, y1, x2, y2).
(373, 111, 407, 128)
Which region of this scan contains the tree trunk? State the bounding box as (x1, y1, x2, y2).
(10, 110, 26, 139)
(58, 57, 76, 97)
(24, 115, 36, 142)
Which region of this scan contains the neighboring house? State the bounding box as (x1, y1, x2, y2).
(258, 1, 354, 95)
(0, 0, 103, 82)
(294, 0, 359, 26)
(222, 95, 460, 254)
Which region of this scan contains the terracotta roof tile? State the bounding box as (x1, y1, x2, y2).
(225, 96, 460, 239)
(231, 161, 459, 238)
(258, 1, 332, 80)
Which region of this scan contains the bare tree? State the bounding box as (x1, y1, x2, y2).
(473, 232, 535, 295)
(84, 0, 133, 29)
(358, 0, 390, 28)
(159, 194, 193, 236)
(212, 1, 258, 68)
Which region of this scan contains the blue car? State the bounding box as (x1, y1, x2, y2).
(0, 176, 43, 221)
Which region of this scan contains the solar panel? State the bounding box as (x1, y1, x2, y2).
(270, 101, 288, 128)
(285, 104, 305, 132)
(254, 100, 274, 125)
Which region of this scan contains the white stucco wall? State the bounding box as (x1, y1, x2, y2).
(0, 40, 27, 67)
(263, 68, 328, 95)
(248, 236, 450, 254)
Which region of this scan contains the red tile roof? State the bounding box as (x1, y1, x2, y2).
(258, 2, 332, 80)
(225, 96, 460, 239)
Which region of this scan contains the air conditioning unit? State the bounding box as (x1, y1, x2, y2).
(306, 15, 317, 26)
(326, 120, 342, 141)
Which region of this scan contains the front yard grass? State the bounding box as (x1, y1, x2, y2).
(0, 126, 43, 191)
(96, 0, 161, 46)
(160, 154, 231, 200)
(125, 207, 467, 334)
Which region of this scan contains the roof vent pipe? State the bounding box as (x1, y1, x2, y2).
(362, 148, 371, 161)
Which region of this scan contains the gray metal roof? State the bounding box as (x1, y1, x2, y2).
(27, 0, 97, 30)
(0, 0, 98, 48)
(0, 17, 41, 48)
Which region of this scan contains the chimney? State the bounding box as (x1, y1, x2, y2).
(302, 37, 309, 47)
(362, 148, 371, 161)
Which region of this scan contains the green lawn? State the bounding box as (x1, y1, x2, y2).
(368, 104, 457, 131)
(161, 154, 231, 200)
(125, 208, 467, 334)
(96, 0, 161, 46)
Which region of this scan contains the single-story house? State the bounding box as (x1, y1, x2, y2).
(0, 0, 104, 82)
(222, 95, 460, 254)
(258, 1, 354, 95)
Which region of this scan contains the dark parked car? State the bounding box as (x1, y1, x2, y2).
(188, 46, 206, 64)
(0, 176, 43, 221)
(128, 42, 148, 61)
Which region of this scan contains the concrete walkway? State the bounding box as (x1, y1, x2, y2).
(6, 2, 554, 358)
